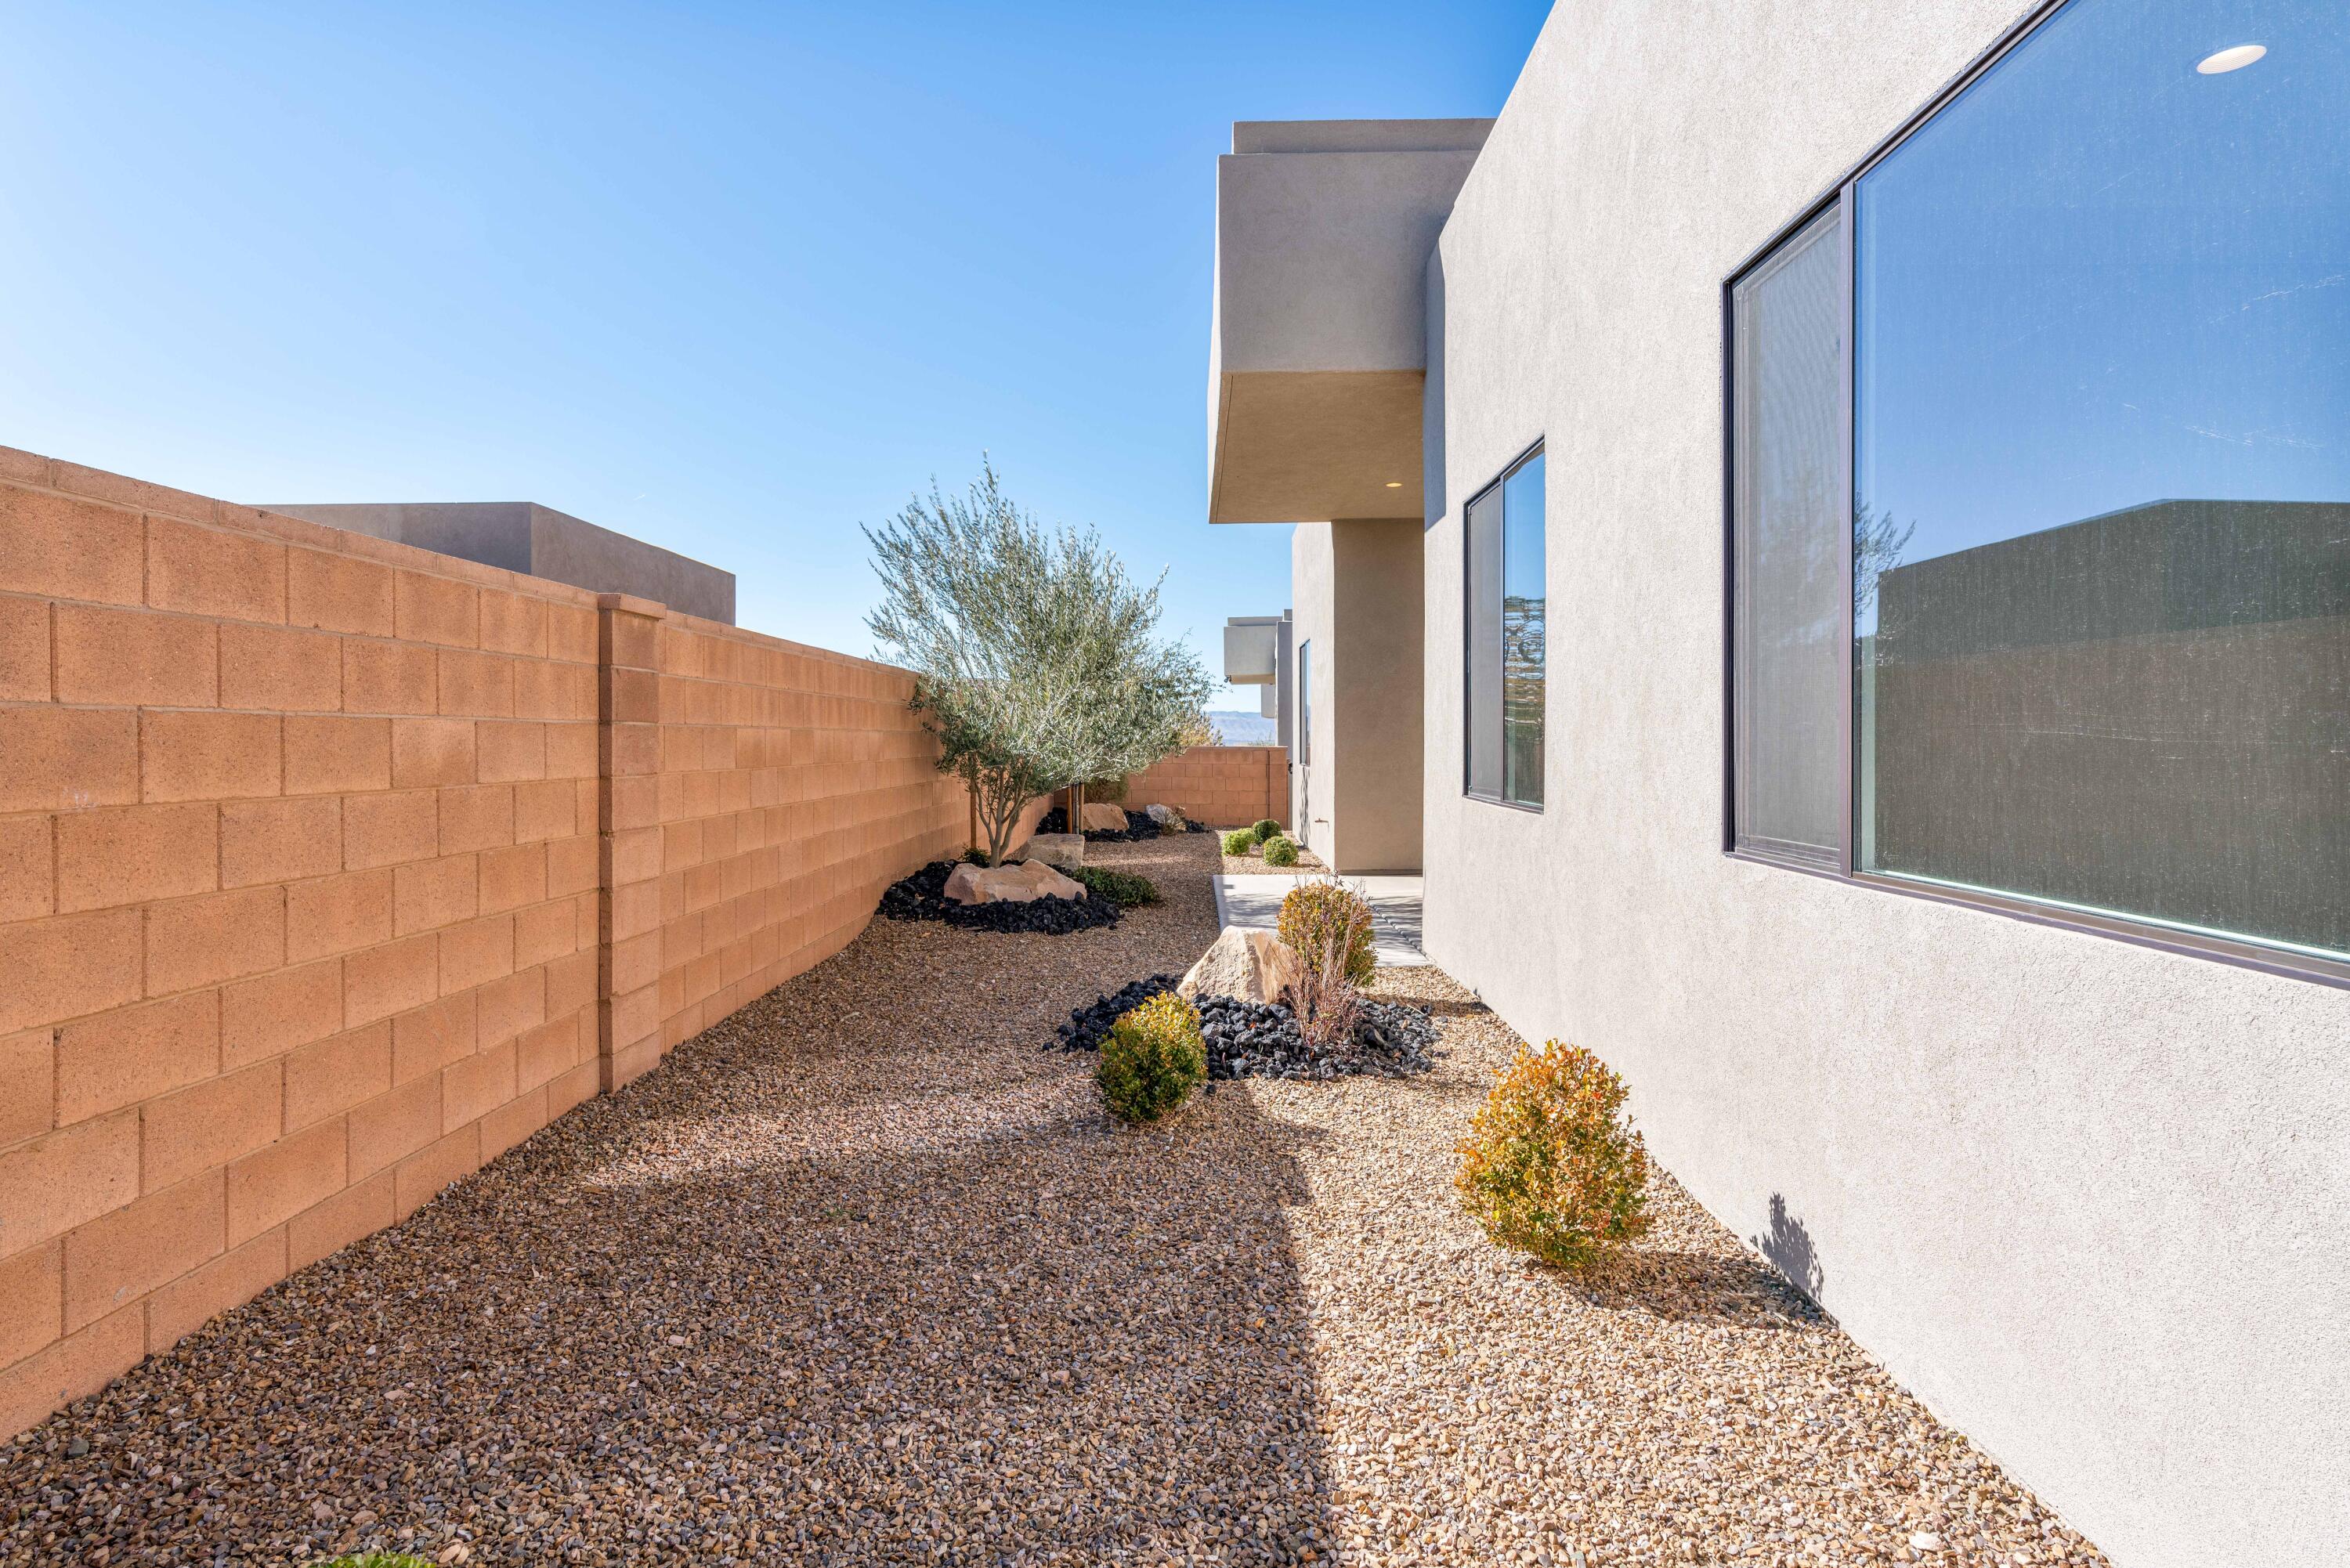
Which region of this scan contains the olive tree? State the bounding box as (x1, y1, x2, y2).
(865, 461, 1214, 864)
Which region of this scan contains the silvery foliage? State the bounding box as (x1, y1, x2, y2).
(865, 461, 1213, 865)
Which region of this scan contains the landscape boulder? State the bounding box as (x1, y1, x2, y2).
(1143, 804, 1175, 824)
(1177, 927, 1303, 1006)
(945, 860, 1088, 905)
(1079, 801, 1130, 833)
(1021, 833, 1084, 869)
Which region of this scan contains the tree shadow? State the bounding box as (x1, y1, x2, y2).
(1567, 1241, 1825, 1331)
(1753, 1191, 1827, 1304)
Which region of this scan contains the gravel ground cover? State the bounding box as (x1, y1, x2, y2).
(1220, 843, 1327, 876)
(0, 831, 2106, 1567)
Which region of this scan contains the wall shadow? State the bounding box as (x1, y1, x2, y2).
(0, 908, 1337, 1566)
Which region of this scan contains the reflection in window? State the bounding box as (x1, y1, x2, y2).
(1854, 0, 2348, 957)
(1467, 449, 1546, 807)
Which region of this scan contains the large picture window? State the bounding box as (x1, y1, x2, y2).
(1466, 446, 1546, 807)
(1730, 0, 2348, 974)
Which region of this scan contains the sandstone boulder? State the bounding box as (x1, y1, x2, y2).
(1080, 801, 1130, 833)
(1177, 927, 1303, 1006)
(945, 860, 1088, 905)
(1021, 832, 1083, 869)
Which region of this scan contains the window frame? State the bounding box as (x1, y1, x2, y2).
(1717, 0, 2350, 991)
(1462, 438, 1549, 813)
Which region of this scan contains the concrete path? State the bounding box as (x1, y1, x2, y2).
(1211, 873, 1429, 966)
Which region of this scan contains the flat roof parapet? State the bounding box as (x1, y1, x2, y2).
(1231, 119, 1495, 155)
(262, 500, 736, 624)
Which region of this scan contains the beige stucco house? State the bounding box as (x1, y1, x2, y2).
(1206, 2, 2349, 1564)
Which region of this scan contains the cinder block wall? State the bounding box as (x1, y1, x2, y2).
(0, 450, 974, 1438)
(1121, 746, 1289, 828)
(633, 609, 967, 1076)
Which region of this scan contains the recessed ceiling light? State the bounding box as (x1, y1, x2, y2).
(2196, 42, 2265, 74)
(1384, 481, 1404, 488)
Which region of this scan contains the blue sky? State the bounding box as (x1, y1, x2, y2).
(0, 1, 1549, 703)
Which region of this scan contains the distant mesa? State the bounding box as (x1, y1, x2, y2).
(1206, 710, 1277, 745)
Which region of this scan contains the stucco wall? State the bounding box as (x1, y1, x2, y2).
(1329, 518, 1423, 873)
(1291, 520, 1424, 873)
(1416, 4, 2350, 1566)
(1292, 523, 1335, 852)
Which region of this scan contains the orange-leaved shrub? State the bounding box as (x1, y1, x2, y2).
(1097, 992, 1206, 1123)
(1277, 880, 1376, 985)
(1455, 1041, 1651, 1271)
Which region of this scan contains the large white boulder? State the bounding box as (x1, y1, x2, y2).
(1079, 801, 1130, 833)
(1177, 927, 1303, 1006)
(1021, 832, 1084, 869)
(945, 860, 1088, 905)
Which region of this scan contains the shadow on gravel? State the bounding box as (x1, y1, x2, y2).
(1566, 1245, 1825, 1331)
(0, 833, 1339, 1568)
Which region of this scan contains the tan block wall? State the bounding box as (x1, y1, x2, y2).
(637, 609, 967, 1075)
(1120, 745, 1290, 828)
(0, 450, 975, 1439)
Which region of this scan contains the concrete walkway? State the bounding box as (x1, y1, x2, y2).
(1211, 873, 1429, 966)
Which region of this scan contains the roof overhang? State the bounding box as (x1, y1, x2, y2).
(1207, 119, 1489, 526)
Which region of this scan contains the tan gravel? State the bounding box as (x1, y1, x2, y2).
(0, 832, 2106, 1567)
(1220, 841, 1329, 877)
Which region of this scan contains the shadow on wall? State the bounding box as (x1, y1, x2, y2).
(1754, 1193, 1828, 1303)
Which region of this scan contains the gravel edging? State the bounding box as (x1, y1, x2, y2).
(0, 830, 2107, 1567)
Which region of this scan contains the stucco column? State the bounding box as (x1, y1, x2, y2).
(595, 594, 667, 1089)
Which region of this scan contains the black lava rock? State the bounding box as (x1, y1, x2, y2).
(1037, 806, 1211, 839)
(878, 861, 1122, 935)
(1051, 982, 1439, 1082)
(1052, 974, 1180, 1050)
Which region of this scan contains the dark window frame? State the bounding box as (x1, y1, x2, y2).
(1462, 439, 1548, 812)
(1718, 0, 2350, 991)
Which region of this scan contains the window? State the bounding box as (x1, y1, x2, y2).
(1729, 205, 1846, 867)
(1729, 0, 2348, 975)
(1296, 639, 1311, 767)
(1466, 446, 1546, 807)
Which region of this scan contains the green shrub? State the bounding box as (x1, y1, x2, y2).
(1260, 835, 1298, 867)
(1455, 1041, 1651, 1271)
(1083, 775, 1130, 804)
(1097, 992, 1206, 1123)
(1069, 865, 1162, 907)
(1221, 828, 1260, 856)
(1278, 880, 1376, 985)
(961, 846, 991, 865)
(1251, 818, 1282, 840)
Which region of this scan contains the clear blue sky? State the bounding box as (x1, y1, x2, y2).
(0, 1, 1549, 704)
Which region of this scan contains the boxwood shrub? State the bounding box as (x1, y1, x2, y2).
(1097, 992, 1206, 1123)
(1455, 1041, 1651, 1271)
